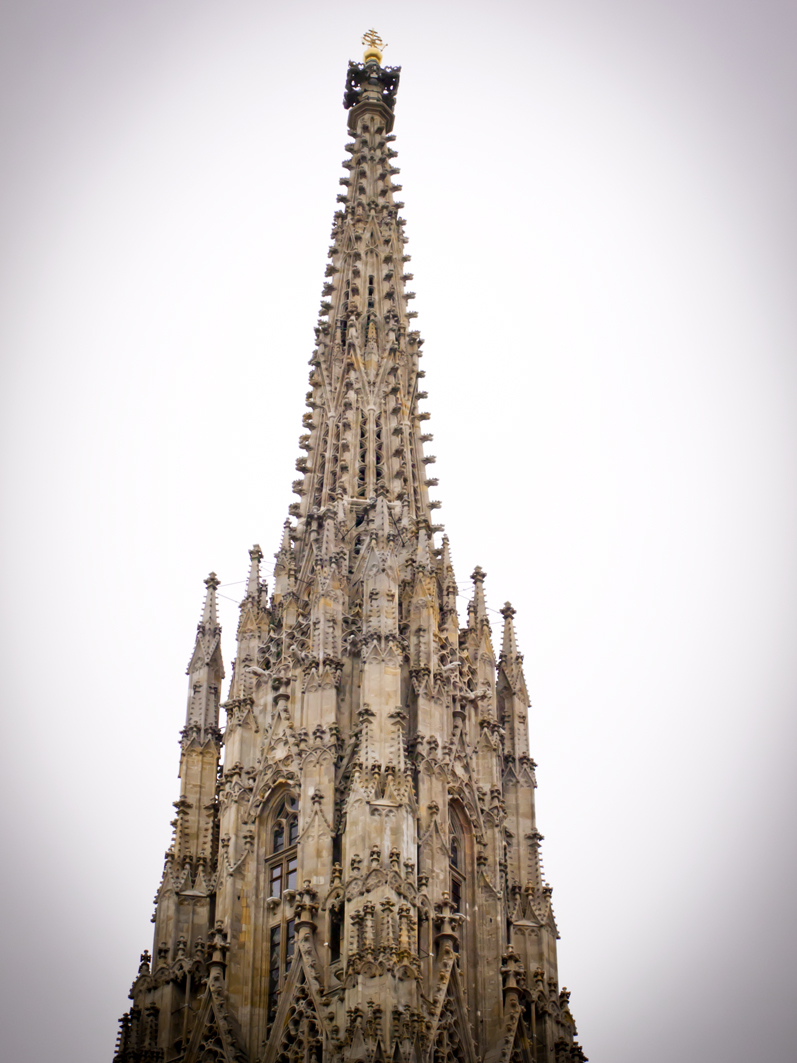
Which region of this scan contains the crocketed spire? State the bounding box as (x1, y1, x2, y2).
(115, 37, 585, 1063)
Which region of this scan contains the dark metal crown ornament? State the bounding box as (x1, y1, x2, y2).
(343, 29, 401, 134)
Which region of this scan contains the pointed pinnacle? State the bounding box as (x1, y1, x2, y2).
(246, 545, 263, 599)
(415, 525, 431, 570)
(374, 492, 391, 543)
(278, 519, 292, 555)
(441, 534, 452, 569)
(440, 534, 457, 585)
(500, 601, 518, 661)
(321, 511, 338, 558)
(471, 566, 487, 623)
(200, 573, 220, 630)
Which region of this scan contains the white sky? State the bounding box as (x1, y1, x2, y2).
(1, 2, 795, 1061)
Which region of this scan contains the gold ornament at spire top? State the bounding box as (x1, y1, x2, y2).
(362, 28, 386, 64)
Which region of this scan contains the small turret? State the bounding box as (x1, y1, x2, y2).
(499, 601, 519, 667)
(415, 523, 431, 571)
(439, 535, 459, 642)
(498, 602, 531, 764)
(116, 574, 225, 1059)
(184, 573, 224, 742)
(273, 520, 293, 600)
(470, 565, 488, 629)
(245, 544, 263, 601)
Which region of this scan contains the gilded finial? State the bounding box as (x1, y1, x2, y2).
(362, 28, 386, 64)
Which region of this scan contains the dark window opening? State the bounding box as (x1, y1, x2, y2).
(366, 274, 375, 334)
(270, 864, 282, 898)
(267, 925, 281, 1024)
(265, 791, 300, 1034)
(285, 919, 295, 970)
(330, 905, 343, 964)
(451, 876, 462, 913)
(271, 795, 299, 856)
(450, 814, 466, 961)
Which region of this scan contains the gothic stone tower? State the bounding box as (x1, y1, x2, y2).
(114, 35, 586, 1063)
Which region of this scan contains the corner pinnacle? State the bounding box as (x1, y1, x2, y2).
(500, 601, 519, 662)
(246, 545, 263, 600)
(471, 566, 487, 625)
(200, 572, 220, 630)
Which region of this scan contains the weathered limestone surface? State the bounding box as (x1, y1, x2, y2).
(114, 41, 586, 1063)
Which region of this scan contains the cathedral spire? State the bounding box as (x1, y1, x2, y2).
(284, 33, 441, 580)
(116, 41, 586, 1063)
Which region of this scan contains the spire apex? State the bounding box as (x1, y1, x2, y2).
(344, 38, 400, 134)
(362, 28, 386, 65)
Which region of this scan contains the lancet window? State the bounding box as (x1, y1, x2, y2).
(328, 834, 345, 966)
(265, 792, 299, 1028)
(329, 901, 344, 964)
(449, 814, 465, 957)
(448, 804, 474, 991)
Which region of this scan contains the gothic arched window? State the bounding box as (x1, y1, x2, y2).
(449, 816, 465, 953)
(265, 792, 299, 1029)
(269, 794, 299, 896)
(448, 803, 475, 1002)
(328, 833, 345, 966)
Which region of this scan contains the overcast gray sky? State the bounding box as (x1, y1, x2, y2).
(1, 2, 796, 1061)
